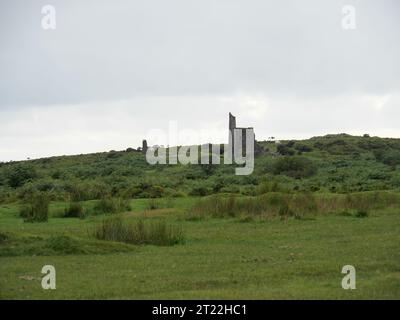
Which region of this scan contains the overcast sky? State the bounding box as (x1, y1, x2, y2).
(0, 0, 399, 161)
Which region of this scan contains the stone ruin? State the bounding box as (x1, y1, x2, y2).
(142, 113, 264, 156)
(228, 112, 264, 156)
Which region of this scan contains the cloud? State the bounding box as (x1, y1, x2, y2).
(0, 0, 399, 160)
(1, 93, 399, 161)
(1, 0, 399, 108)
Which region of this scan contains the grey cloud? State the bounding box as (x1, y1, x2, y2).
(0, 0, 399, 108)
(0, 0, 399, 161)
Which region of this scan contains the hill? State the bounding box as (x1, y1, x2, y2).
(1, 133, 400, 203)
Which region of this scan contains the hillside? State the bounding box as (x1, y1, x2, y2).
(1, 133, 400, 203)
(2, 133, 400, 299)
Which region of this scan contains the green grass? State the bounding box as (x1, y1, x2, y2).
(0, 195, 399, 299)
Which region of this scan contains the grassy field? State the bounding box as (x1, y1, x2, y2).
(1, 134, 400, 299)
(1, 195, 399, 299)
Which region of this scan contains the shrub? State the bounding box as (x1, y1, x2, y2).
(313, 137, 356, 155)
(94, 216, 184, 246)
(294, 143, 313, 153)
(212, 180, 225, 193)
(34, 179, 56, 192)
(19, 192, 49, 222)
(17, 183, 37, 201)
(63, 181, 110, 201)
(189, 186, 210, 196)
(147, 185, 165, 198)
(273, 156, 317, 178)
(277, 144, 295, 156)
(375, 150, 400, 168)
(64, 202, 85, 218)
(200, 163, 216, 176)
(256, 181, 280, 194)
(93, 197, 131, 214)
(94, 197, 115, 214)
(127, 183, 165, 198)
(6, 165, 37, 188)
(220, 184, 240, 194)
(170, 190, 186, 198)
(64, 183, 87, 201)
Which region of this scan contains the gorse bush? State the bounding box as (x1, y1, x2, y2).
(94, 216, 184, 246)
(19, 192, 49, 222)
(93, 197, 131, 214)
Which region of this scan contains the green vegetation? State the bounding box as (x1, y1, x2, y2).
(1, 134, 400, 202)
(93, 197, 131, 215)
(0, 196, 399, 299)
(94, 216, 184, 246)
(272, 156, 317, 178)
(0, 231, 8, 244)
(0, 134, 399, 299)
(188, 191, 400, 220)
(19, 192, 49, 223)
(64, 202, 85, 218)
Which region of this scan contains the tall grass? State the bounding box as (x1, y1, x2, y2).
(189, 193, 316, 219)
(19, 192, 49, 222)
(64, 201, 85, 218)
(93, 197, 131, 214)
(146, 198, 175, 210)
(94, 216, 184, 246)
(188, 191, 400, 220)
